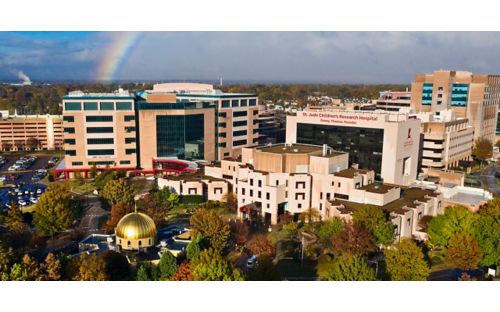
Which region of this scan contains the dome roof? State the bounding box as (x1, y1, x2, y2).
(116, 212, 157, 240)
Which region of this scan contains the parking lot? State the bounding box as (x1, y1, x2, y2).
(0, 154, 56, 184)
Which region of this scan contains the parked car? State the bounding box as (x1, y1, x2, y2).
(246, 255, 258, 269)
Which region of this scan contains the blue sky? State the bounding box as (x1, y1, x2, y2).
(1, 32, 500, 83)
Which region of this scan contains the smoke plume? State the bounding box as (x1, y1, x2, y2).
(14, 70, 31, 84)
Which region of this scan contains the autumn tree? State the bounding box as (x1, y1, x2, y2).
(427, 205, 476, 248)
(172, 261, 193, 281)
(299, 207, 321, 223)
(26, 137, 39, 150)
(21, 254, 43, 281)
(41, 253, 61, 281)
(473, 199, 500, 266)
(247, 234, 275, 257)
(331, 221, 376, 256)
(191, 248, 243, 281)
(221, 192, 237, 212)
(73, 253, 108, 281)
(317, 253, 376, 281)
(159, 251, 178, 280)
(230, 220, 249, 246)
(353, 205, 394, 245)
(101, 250, 130, 281)
(246, 256, 281, 281)
(104, 203, 133, 233)
(34, 183, 77, 237)
(0, 243, 14, 275)
(190, 209, 230, 251)
(101, 178, 135, 206)
(445, 232, 482, 270)
(472, 138, 493, 166)
(384, 239, 429, 281)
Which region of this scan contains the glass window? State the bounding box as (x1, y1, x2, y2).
(231, 100, 239, 107)
(218, 132, 227, 138)
(116, 102, 132, 110)
(125, 137, 136, 144)
(218, 112, 227, 118)
(64, 102, 81, 111)
(72, 161, 83, 166)
(87, 138, 114, 144)
(156, 114, 205, 159)
(233, 120, 247, 127)
(221, 100, 230, 108)
(86, 115, 113, 122)
(63, 115, 74, 122)
(125, 148, 136, 155)
(64, 127, 75, 134)
(233, 139, 247, 146)
(88, 149, 114, 156)
(86, 127, 113, 133)
(125, 126, 135, 133)
(65, 150, 76, 156)
(100, 102, 114, 110)
(219, 122, 227, 128)
(83, 102, 98, 110)
(219, 142, 227, 148)
(233, 130, 247, 137)
(240, 99, 248, 106)
(249, 99, 257, 106)
(64, 139, 76, 145)
(451, 83, 469, 107)
(422, 83, 433, 105)
(120, 160, 131, 165)
(124, 115, 135, 122)
(233, 111, 247, 117)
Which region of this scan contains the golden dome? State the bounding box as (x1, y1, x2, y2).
(115, 212, 157, 240)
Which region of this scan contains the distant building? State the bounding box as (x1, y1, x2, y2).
(257, 104, 285, 144)
(375, 90, 412, 112)
(411, 70, 500, 144)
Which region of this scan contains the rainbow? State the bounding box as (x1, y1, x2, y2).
(96, 32, 142, 82)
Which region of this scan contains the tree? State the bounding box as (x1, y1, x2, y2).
(2, 263, 28, 281)
(316, 217, 343, 244)
(104, 203, 133, 233)
(89, 163, 98, 179)
(427, 205, 476, 248)
(34, 183, 77, 237)
(247, 234, 275, 257)
(331, 221, 376, 256)
(41, 253, 61, 281)
(190, 209, 230, 251)
(101, 178, 135, 206)
(192, 248, 243, 281)
(221, 192, 237, 212)
(299, 207, 321, 223)
(21, 254, 43, 281)
(136, 264, 150, 281)
(101, 250, 130, 281)
(230, 220, 249, 246)
(445, 232, 482, 270)
(137, 192, 170, 226)
(384, 239, 429, 281)
(159, 251, 178, 280)
(172, 261, 193, 281)
(317, 253, 376, 281)
(1, 142, 12, 151)
(26, 137, 39, 150)
(3, 202, 27, 233)
(472, 138, 493, 166)
(0, 243, 13, 275)
(246, 256, 281, 281)
(473, 199, 500, 266)
(353, 205, 394, 245)
(73, 253, 108, 281)
(186, 233, 207, 261)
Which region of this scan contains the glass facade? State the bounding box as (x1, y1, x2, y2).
(88, 149, 114, 156)
(116, 102, 132, 110)
(86, 116, 113, 122)
(63, 115, 74, 122)
(297, 123, 385, 179)
(83, 102, 98, 110)
(100, 102, 114, 110)
(87, 138, 114, 144)
(221, 100, 230, 108)
(87, 127, 113, 133)
(422, 83, 433, 105)
(233, 111, 248, 117)
(64, 102, 81, 111)
(450, 83, 469, 106)
(156, 114, 205, 159)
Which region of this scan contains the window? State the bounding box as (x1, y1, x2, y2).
(64, 102, 81, 111)
(334, 193, 349, 200)
(126, 148, 136, 155)
(100, 102, 114, 110)
(128, 241, 131, 246)
(296, 181, 306, 189)
(125, 137, 136, 144)
(276, 180, 279, 186)
(116, 102, 132, 110)
(139, 241, 142, 246)
(86, 115, 113, 122)
(219, 122, 227, 128)
(258, 191, 261, 198)
(83, 102, 98, 110)
(437, 94, 443, 98)
(250, 179, 253, 186)
(338, 182, 341, 187)
(233, 120, 247, 127)
(120, 160, 131, 165)
(89, 161, 114, 166)
(233, 139, 247, 146)
(266, 192, 270, 200)
(240, 99, 248, 106)
(298, 203, 302, 209)
(253, 110, 259, 115)
(65, 150, 76, 156)
(258, 180, 262, 187)
(295, 193, 305, 200)
(218, 112, 227, 118)
(320, 192, 323, 200)
(63, 115, 74, 122)
(87, 138, 114, 144)
(438, 86, 443, 91)
(253, 138, 259, 143)
(64, 127, 75, 134)
(88, 149, 114, 156)
(231, 100, 239, 107)
(249, 99, 257, 106)
(422, 83, 433, 105)
(233, 111, 248, 117)
(214, 188, 223, 194)
(124, 115, 135, 121)
(64, 139, 76, 145)
(233, 130, 247, 137)
(72, 161, 83, 166)
(125, 126, 135, 132)
(407, 218, 411, 226)
(218, 132, 227, 138)
(242, 188, 246, 195)
(219, 142, 227, 148)
(250, 190, 253, 196)
(87, 127, 113, 133)
(221, 100, 230, 108)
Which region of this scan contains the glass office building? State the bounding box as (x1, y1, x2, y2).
(156, 114, 205, 159)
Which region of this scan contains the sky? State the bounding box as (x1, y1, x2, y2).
(1, 32, 500, 84)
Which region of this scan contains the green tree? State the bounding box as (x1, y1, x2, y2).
(317, 253, 376, 281)
(2, 263, 28, 281)
(316, 217, 343, 244)
(445, 232, 482, 270)
(190, 209, 230, 251)
(247, 256, 281, 281)
(159, 251, 178, 280)
(473, 199, 500, 266)
(472, 138, 493, 166)
(192, 248, 243, 281)
(427, 205, 476, 248)
(3, 202, 27, 233)
(21, 254, 43, 281)
(384, 239, 429, 281)
(353, 205, 394, 245)
(101, 178, 135, 206)
(136, 264, 150, 281)
(73, 253, 108, 281)
(89, 163, 98, 179)
(186, 233, 207, 261)
(34, 183, 77, 237)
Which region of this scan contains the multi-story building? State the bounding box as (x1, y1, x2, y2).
(150, 83, 259, 159)
(375, 90, 412, 112)
(415, 110, 474, 170)
(411, 70, 500, 144)
(195, 143, 443, 241)
(62, 89, 137, 175)
(0, 114, 63, 151)
(286, 109, 421, 186)
(257, 104, 285, 145)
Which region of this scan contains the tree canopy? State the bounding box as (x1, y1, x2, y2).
(352, 205, 394, 245)
(473, 199, 500, 266)
(427, 205, 476, 248)
(317, 253, 376, 281)
(472, 138, 493, 164)
(445, 232, 482, 270)
(190, 209, 230, 251)
(384, 239, 429, 281)
(73, 253, 108, 281)
(331, 221, 376, 256)
(101, 178, 135, 206)
(191, 248, 243, 281)
(159, 251, 178, 280)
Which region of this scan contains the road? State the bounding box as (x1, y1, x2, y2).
(77, 194, 109, 235)
(480, 162, 500, 195)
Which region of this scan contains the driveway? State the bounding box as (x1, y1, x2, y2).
(77, 194, 109, 235)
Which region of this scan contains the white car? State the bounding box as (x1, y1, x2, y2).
(29, 197, 38, 204)
(36, 189, 42, 194)
(18, 199, 27, 206)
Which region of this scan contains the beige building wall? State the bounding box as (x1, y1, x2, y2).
(0, 115, 63, 151)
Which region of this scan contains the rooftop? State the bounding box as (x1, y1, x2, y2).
(255, 143, 343, 157)
(334, 167, 371, 179)
(64, 88, 133, 99)
(359, 183, 397, 194)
